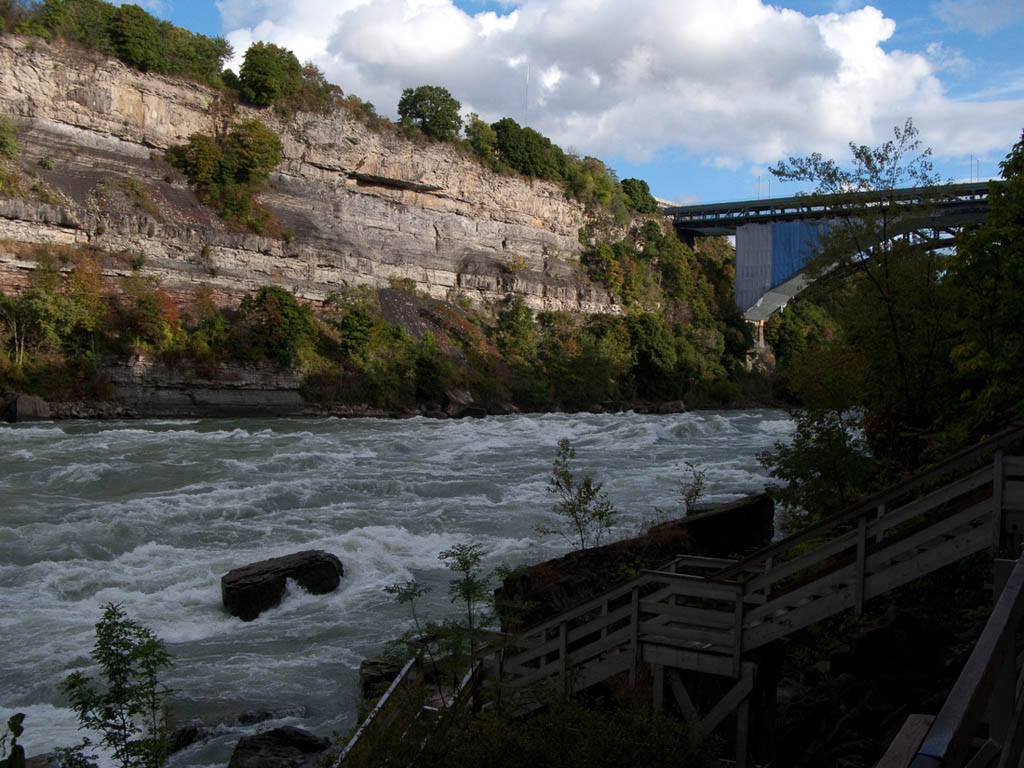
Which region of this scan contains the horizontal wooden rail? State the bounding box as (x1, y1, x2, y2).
(911, 556, 1024, 767)
(714, 423, 1024, 583)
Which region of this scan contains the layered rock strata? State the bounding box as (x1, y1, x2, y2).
(0, 36, 616, 313)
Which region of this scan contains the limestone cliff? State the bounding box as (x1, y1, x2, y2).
(0, 35, 616, 313)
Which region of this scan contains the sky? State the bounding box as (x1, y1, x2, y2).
(150, 0, 1024, 205)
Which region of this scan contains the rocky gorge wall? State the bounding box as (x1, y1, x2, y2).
(0, 35, 616, 313)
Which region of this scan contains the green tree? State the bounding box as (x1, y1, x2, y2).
(109, 4, 164, 71)
(537, 438, 617, 550)
(238, 42, 302, 107)
(236, 286, 315, 367)
(464, 113, 497, 162)
(621, 177, 658, 213)
(60, 603, 173, 768)
(946, 130, 1024, 435)
(398, 85, 462, 141)
(769, 118, 955, 469)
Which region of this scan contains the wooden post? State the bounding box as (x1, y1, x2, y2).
(629, 586, 640, 687)
(986, 558, 1016, 740)
(855, 515, 867, 616)
(993, 449, 1005, 556)
(653, 663, 665, 710)
(876, 502, 886, 544)
(733, 577, 746, 679)
(736, 696, 751, 768)
(558, 620, 568, 695)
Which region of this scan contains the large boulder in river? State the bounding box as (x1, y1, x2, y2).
(227, 726, 330, 768)
(221, 550, 344, 621)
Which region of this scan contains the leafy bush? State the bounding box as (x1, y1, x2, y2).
(166, 120, 282, 232)
(621, 177, 659, 213)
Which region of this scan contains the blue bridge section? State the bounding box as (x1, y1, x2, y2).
(665, 181, 993, 321)
(733, 221, 828, 312)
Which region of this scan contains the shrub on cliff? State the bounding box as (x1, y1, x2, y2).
(166, 119, 282, 233)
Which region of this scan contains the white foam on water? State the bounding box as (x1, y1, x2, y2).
(0, 410, 792, 767)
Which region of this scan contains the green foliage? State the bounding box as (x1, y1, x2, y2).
(60, 603, 173, 768)
(538, 438, 616, 550)
(491, 117, 567, 181)
(109, 4, 163, 71)
(0, 713, 26, 768)
(464, 113, 496, 161)
(946, 130, 1024, 435)
(758, 409, 874, 533)
(16, 0, 230, 86)
(404, 697, 718, 768)
(398, 85, 462, 141)
(166, 120, 282, 233)
(0, 117, 17, 159)
(237, 41, 302, 107)
(235, 285, 314, 367)
(621, 177, 658, 213)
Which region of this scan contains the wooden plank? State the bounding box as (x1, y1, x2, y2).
(667, 669, 696, 714)
(639, 620, 734, 648)
(855, 515, 867, 615)
(713, 425, 1024, 583)
(641, 641, 736, 676)
(1004, 481, 1024, 511)
(876, 714, 935, 768)
(639, 570, 745, 601)
(505, 625, 633, 687)
(745, 529, 857, 594)
(700, 662, 755, 733)
(638, 600, 736, 629)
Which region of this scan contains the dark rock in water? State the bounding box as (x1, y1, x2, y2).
(4, 393, 51, 422)
(227, 726, 330, 768)
(222, 550, 344, 621)
(171, 723, 210, 752)
(25, 754, 60, 768)
(360, 657, 403, 699)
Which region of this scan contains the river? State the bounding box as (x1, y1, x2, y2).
(0, 410, 792, 766)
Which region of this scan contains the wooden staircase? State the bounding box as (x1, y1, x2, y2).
(496, 423, 1024, 765)
(337, 423, 1024, 767)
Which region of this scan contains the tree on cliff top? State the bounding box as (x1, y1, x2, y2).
(239, 41, 303, 107)
(398, 85, 462, 141)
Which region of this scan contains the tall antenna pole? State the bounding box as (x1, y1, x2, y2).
(524, 63, 530, 125)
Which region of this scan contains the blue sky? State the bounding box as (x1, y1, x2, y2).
(157, 0, 1023, 204)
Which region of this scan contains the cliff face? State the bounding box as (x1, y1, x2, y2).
(0, 36, 615, 312)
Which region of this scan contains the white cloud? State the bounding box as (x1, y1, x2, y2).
(932, 0, 1024, 35)
(217, 0, 1024, 168)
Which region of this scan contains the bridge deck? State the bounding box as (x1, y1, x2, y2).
(666, 181, 995, 235)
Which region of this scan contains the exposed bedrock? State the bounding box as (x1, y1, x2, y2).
(0, 36, 617, 314)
